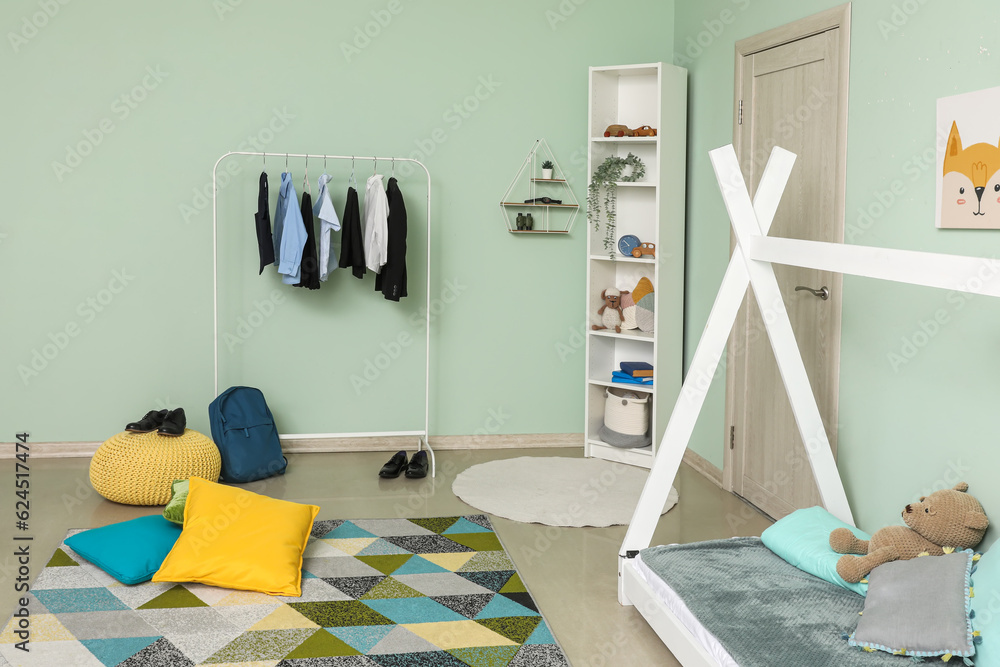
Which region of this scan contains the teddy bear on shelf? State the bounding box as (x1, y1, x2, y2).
(829, 482, 989, 583)
(593, 288, 628, 334)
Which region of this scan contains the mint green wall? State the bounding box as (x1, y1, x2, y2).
(0, 1, 675, 442)
(676, 0, 1000, 539)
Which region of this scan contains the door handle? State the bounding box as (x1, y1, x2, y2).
(794, 285, 830, 300)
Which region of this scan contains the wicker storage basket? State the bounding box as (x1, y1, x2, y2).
(599, 387, 651, 448)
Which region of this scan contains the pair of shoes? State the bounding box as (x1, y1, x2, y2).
(125, 408, 187, 437)
(378, 450, 429, 479)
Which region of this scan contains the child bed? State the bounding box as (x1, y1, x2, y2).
(618, 144, 1000, 666)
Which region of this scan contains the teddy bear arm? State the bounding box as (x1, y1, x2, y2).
(836, 546, 899, 583)
(597, 305, 607, 315)
(829, 527, 868, 555)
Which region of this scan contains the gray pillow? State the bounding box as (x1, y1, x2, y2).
(849, 551, 975, 660)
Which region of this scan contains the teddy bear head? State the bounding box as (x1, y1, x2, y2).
(601, 288, 621, 309)
(902, 482, 989, 549)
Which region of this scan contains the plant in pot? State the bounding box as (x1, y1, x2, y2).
(588, 153, 645, 257)
(541, 160, 554, 180)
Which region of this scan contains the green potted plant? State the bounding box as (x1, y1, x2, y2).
(588, 153, 645, 257)
(541, 160, 554, 180)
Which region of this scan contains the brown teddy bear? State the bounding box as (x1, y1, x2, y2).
(593, 288, 627, 334)
(829, 482, 989, 583)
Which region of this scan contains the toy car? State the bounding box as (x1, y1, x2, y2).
(632, 125, 657, 137)
(603, 124, 633, 138)
(631, 242, 656, 258)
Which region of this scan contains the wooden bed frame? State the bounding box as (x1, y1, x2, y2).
(618, 144, 1000, 665)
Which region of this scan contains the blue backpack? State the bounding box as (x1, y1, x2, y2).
(208, 386, 287, 483)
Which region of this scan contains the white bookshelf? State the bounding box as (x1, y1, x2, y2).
(584, 62, 687, 469)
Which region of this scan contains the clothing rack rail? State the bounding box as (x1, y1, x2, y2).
(211, 151, 435, 476)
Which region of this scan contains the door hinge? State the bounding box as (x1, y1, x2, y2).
(738, 100, 743, 125)
(730, 425, 735, 450)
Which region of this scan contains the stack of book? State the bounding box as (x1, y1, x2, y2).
(612, 361, 653, 386)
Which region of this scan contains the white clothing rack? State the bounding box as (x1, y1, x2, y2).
(211, 151, 436, 476)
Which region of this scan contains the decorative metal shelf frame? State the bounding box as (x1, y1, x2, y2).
(498, 139, 579, 234)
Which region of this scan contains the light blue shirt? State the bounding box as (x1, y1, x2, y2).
(276, 174, 306, 284)
(273, 172, 290, 264)
(314, 173, 341, 282)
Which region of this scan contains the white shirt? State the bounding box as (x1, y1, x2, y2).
(313, 173, 341, 282)
(363, 174, 389, 273)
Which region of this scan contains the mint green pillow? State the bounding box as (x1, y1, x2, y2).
(970, 545, 997, 665)
(761, 505, 871, 596)
(162, 479, 189, 525)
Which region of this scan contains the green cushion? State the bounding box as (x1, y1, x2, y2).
(761, 506, 870, 596)
(162, 479, 189, 525)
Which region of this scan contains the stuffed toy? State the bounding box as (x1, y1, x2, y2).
(829, 482, 989, 583)
(593, 288, 626, 333)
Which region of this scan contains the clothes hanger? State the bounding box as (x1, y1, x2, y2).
(391, 157, 395, 178)
(303, 155, 311, 195)
(372, 157, 377, 177)
(349, 156, 357, 190)
(284, 153, 289, 175)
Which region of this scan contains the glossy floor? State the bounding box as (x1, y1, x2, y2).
(0, 448, 772, 666)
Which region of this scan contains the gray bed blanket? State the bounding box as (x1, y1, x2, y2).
(640, 537, 910, 667)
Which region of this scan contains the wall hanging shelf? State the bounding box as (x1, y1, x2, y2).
(498, 139, 579, 234)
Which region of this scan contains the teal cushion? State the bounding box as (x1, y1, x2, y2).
(64, 515, 182, 585)
(761, 506, 870, 596)
(971, 545, 998, 665)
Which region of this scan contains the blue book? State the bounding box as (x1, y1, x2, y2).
(612, 371, 653, 385)
(620, 361, 653, 377)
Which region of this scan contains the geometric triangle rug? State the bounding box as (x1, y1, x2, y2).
(0, 515, 570, 666)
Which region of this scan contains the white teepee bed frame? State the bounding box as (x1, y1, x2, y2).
(619, 144, 1000, 666)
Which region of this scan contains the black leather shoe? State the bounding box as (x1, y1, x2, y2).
(379, 451, 408, 478)
(157, 408, 187, 437)
(126, 409, 168, 433)
(405, 450, 429, 479)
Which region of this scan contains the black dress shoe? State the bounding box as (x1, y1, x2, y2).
(157, 408, 187, 437)
(405, 450, 429, 479)
(126, 409, 168, 433)
(379, 451, 408, 478)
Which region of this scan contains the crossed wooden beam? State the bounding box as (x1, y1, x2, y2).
(622, 144, 1000, 567)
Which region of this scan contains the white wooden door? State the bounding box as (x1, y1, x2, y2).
(726, 7, 850, 519)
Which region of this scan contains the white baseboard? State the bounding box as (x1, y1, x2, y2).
(0, 433, 584, 460)
(682, 448, 724, 488)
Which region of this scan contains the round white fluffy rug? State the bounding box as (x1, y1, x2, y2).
(452, 456, 679, 527)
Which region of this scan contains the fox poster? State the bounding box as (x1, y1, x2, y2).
(936, 85, 1000, 229)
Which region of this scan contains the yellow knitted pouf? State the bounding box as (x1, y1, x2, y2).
(90, 429, 221, 505)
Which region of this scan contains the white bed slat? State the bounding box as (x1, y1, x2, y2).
(619, 147, 798, 582)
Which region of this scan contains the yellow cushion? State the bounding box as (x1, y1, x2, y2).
(152, 477, 319, 596)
